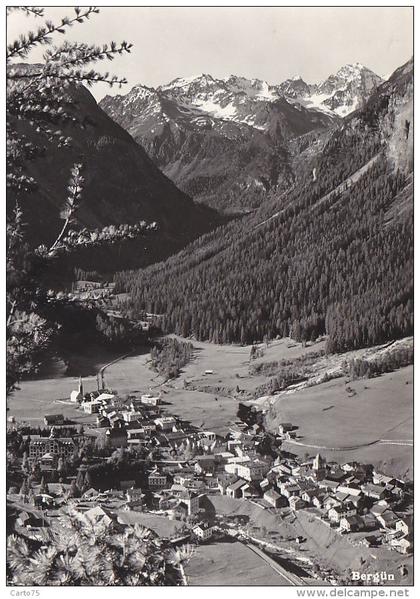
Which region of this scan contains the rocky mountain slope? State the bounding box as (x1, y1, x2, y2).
(280, 63, 383, 116)
(101, 78, 336, 212)
(100, 63, 382, 211)
(7, 68, 221, 274)
(115, 58, 413, 351)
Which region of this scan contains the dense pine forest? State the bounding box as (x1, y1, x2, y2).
(115, 61, 413, 354)
(116, 157, 412, 352)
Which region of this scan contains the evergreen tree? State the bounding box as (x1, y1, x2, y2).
(7, 513, 169, 585)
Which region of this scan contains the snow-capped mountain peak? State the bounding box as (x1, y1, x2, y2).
(128, 84, 157, 100)
(102, 62, 382, 138)
(159, 73, 217, 93)
(290, 63, 383, 117)
(154, 63, 382, 119)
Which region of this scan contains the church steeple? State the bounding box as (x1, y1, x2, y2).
(313, 453, 325, 471)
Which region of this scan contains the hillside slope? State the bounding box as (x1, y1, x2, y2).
(115, 59, 413, 352)
(7, 66, 221, 274)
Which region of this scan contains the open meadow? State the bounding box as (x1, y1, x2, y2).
(8, 336, 413, 479)
(184, 540, 292, 585)
(266, 365, 413, 478)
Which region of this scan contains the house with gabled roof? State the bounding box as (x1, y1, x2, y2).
(301, 489, 319, 504)
(279, 481, 300, 498)
(323, 495, 341, 510)
(236, 458, 270, 482)
(319, 479, 340, 492)
(217, 474, 237, 495)
(339, 514, 365, 533)
(389, 532, 413, 554)
(328, 503, 357, 523)
(278, 423, 294, 435)
(176, 489, 200, 515)
(259, 478, 271, 493)
(395, 515, 413, 536)
(193, 521, 215, 541)
(372, 471, 394, 486)
(241, 481, 262, 499)
(264, 488, 284, 508)
(337, 484, 362, 497)
(83, 505, 119, 531)
(375, 509, 399, 530)
(312, 492, 328, 510)
(289, 496, 307, 511)
(361, 483, 386, 500)
(195, 455, 216, 475)
(226, 479, 247, 499)
(370, 502, 388, 517)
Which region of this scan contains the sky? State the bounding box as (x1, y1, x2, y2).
(7, 6, 413, 101)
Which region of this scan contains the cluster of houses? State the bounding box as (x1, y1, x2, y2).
(72, 380, 163, 430)
(11, 381, 414, 558)
(134, 417, 413, 555)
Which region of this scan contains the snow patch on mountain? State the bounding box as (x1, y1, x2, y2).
(103, 63, 382, 139)
(193, 98, 238, 119)
(301, 94, 337, 116)
(279, 63, 383, 117)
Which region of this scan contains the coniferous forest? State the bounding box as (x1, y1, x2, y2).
(115, 62, 413, 354)
(116, 157, 412, 352)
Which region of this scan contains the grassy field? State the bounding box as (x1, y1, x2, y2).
(9, 336, 413, 477)
(266, 366, 413, 478)
(101, 352, 163, 395)
(7, 345, 152, 426)
(184, 540, 293, 585)
(116, 511, 180, 538)
(162, 336, 326, 434)
(174, 336, 326, 394)
(8, 379, 98, 426)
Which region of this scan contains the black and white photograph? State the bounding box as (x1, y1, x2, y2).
(5, 3, 414, 591)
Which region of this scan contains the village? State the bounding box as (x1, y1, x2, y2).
(6, 376, 414, 585)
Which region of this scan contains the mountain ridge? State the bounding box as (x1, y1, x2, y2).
(99, 62, 382, 212)
(7, 65, 222, 275)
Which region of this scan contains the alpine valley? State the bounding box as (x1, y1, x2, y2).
(115, 58, 413, 351)
(6, 9, 414, 588)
